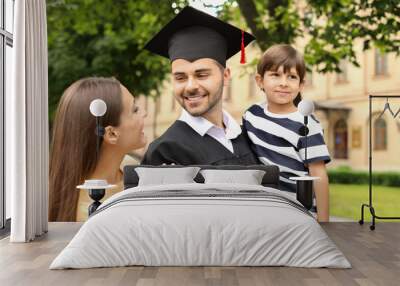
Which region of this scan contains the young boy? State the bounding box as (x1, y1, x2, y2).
(243, 44, 331, 222)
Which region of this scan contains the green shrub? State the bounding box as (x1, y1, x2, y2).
(335, 165, 352, 172)
(328, 169, 400, 187)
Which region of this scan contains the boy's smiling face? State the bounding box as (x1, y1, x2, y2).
(256, 65, 304, 113)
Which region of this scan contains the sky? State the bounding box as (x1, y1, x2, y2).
(172, 0, 234, 16)
(189, 0, 227, 16)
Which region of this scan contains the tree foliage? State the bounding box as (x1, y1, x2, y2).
(221, 0, 400, 73)
(47, 0, 184, 120)
(47, 0, 400, 121)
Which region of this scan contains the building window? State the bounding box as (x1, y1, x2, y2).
(1, 0, 15, 230)
(336, 60, 348, 83)
(334, 119, 348, 159)
(374, 49, 388, 76)
(374, 118, 387, 150)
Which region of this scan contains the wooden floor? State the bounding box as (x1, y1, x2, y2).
(0, 222, 399, 286)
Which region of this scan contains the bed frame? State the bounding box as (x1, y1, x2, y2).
(123, 164, 281, 190)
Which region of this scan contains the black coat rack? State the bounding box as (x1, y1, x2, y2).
(359, 95, 400, 230)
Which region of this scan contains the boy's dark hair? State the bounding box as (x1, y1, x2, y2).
(257, 44, 306, 106)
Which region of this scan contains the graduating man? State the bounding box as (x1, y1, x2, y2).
(142, 6, 259, 165)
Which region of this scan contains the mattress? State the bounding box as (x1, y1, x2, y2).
(50, 183, 351, 269)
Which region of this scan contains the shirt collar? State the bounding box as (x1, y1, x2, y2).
(178, 109, 242, 139)
(222, 110, 242, 139)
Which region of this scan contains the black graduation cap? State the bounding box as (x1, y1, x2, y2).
(144, 6, 255, 67)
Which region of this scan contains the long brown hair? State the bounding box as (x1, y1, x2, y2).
(49, 77, 123, 221)
(257, 44, 306, 106)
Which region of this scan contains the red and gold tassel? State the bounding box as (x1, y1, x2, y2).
(240, 30, 246, 64)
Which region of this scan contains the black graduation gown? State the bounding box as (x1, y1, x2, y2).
(141, 120, 259, 165)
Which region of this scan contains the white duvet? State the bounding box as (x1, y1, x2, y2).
(50, 183, 351, 269)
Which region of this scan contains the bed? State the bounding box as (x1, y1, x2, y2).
(50, 165, 350, 269)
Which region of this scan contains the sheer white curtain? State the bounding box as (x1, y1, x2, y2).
(7, 0, 48, 242)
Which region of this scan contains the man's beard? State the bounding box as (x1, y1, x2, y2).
(179, 85, 223, 117)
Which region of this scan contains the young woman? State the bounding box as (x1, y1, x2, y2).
(243, 44, 331, 222)
(49, 77, 147, 221)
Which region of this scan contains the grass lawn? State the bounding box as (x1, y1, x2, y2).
(330, 184, 400, 221)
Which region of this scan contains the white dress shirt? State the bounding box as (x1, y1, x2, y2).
(178, 109, 242, 153)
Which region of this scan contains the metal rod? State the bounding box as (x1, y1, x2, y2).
(369, 95, 372, 207)
(304, 116, 308, 171)
(359, 95, 400, 230)
(96, 116, 100, 162)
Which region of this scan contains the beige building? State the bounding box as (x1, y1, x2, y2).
(135, 41, 400, 171)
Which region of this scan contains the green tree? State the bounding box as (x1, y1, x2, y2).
(221, 0, 400, 73)
(47, 0, 185, 121)
(48, 0, 400, 122)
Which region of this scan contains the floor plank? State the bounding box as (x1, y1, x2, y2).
(0, 222, 399, 286)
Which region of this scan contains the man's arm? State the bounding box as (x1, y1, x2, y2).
(141, 143, 171, 165)
(308, 161, 330, 222)
(141, 141, 185, 165)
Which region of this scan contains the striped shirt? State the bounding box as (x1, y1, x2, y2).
(243, 102, 331, 193)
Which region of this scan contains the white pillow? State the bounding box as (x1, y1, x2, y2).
(200, 169, 266, 185)
(135, 167, 200, 186)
